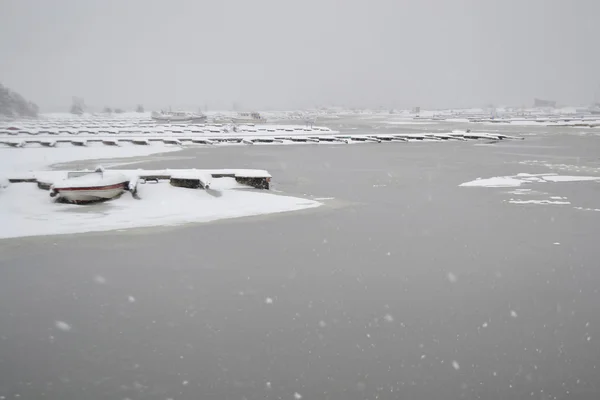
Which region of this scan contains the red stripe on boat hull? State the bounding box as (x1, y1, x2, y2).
(55, 183, 126, 192)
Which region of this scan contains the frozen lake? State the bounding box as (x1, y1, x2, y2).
(1, 121, 600, 399)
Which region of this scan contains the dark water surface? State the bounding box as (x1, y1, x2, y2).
(1, 125, 600, 400)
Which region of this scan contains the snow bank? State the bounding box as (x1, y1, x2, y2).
(0, 182, 321, 239)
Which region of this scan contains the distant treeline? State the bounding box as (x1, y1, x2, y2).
(0, 83, 39, 118)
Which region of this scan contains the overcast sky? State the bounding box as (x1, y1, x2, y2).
(1, 0, 599, 111)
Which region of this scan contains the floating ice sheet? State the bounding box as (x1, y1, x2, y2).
(460, 173, 600, 188)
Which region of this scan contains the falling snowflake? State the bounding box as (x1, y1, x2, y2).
(383, 314, 394, 322)
(447, 272, 458, 283)
(55, 321, 72, 331)
(265, 297, 273, 304)
(318, 320, 327, 328)
(93, 275, 107, 284)
(510, 310, 518, 318)
(452, 361, 460, 370)
(128, 296, 136, 303)
(294, 393, 302, 399)
(182, 380, 189, 386)
(266, 382, 272, 389)
(482, 322, 488, 328)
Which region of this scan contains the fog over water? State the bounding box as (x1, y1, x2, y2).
(1, 0, 599, 111)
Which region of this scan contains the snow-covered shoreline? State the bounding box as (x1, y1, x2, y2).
(0, 145, 321, 240)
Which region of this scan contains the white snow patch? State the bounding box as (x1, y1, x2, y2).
(508, 199, 570, 205)
(313, 197, 335, 200)
(543, 175, 600, 183)
(506, 188, 532, 194)
(460, 176, 524, 188)
(574, 206, 600, 212)
(55, 321, 72, 331)
(0, 182, 321, 239)
(460, 173, 600, 188)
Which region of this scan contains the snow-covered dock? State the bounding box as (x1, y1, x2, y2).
(0, 169, 319, 239)
(8, 168, 273, 191)
(0, 137, 323, 238)
(0, 130, 523, 148)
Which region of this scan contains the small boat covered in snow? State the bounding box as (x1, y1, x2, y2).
(49, 170, 130, 203)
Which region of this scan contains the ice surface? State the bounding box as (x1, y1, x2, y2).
(0, 145, 181, 176)
(542, 175, 600, 183)
(460, 173, 600, 187)
(0, 182, 321, 239)
(507, 199, 570, 205)
(459, 176, 524, 188)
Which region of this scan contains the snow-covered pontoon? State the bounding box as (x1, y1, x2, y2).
(8, 167, 272, 205)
